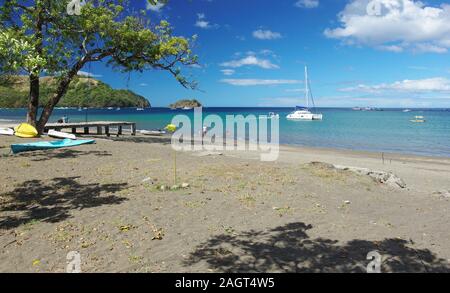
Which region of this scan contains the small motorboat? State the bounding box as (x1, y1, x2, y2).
(403, 109, 412, 113)
(139, 130, 167, 136)
(136, 108, 144, 111)
(11, 139, 95, 154)
(411, 116, 426, 123)
(48, 129, 77, 140)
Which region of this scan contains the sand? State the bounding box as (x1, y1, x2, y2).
(0, 133, 449, 273)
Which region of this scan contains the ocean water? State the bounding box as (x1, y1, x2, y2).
(1, 107, 449, 157)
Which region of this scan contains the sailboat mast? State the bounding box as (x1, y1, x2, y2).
(305, 66, 309, 109)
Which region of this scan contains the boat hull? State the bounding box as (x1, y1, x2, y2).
(287, 113, 323, 121)
(139, 130, 166, 136)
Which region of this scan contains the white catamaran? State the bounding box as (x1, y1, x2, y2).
(286, 66, 323, 121)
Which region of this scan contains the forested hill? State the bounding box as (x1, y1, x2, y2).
(0, 75, 151, 108)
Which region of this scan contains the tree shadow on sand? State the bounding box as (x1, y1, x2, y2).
(184, 222, 450, 273)
(0, 177, 128, 230)
(16, 149, 113, 162)
(108, 136, 172, 145)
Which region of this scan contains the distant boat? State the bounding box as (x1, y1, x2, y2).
(116, 107, 121, 111)
(403, 109, 411, 113)
(136, 107, 144, 111)
(353, 107, 380, 111)
(182, 106, 193, 110)
(411, 116, 426, 123)
(287, 66, 323, 121)
(107, 107, 114, 110)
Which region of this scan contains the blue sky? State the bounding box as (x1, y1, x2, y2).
(83, 0, 450, 108)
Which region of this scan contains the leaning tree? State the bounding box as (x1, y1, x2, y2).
(0, 0, 197, 133)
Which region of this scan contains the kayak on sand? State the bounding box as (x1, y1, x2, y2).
(11, 139, 95, 154)
(14, 123, 39, 138)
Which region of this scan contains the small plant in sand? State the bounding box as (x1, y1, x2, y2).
(222, 226, 236, 235)
(273, 206, 292, 217)
(118, 225, 135, 232)
(238, 194, 257, 207)
(122, 240, 134, 249)
(129, 255, 144, 264)
(152, 227, 165, 240)
(165, 124, 179, 185)
(184, 200, 207, 209)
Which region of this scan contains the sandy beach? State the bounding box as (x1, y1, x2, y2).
(1, 133, 450, 273)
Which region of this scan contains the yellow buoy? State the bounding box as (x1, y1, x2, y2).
(14, 123, 39, 138)
(165, 124, 177, 133)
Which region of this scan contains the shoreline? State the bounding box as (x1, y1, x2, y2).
(2, 121, 450, 160)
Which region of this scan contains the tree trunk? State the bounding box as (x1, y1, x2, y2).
(36, 61, 86, 133)
(27, 74, 40, 127)
(27, 2, 43, 128)
(36, 77, 72, 134)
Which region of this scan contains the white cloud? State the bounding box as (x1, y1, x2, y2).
(221, 79, 301, 86)
(194, 13, 217, 29)
(252, 29, 282, 40)
(324, 0, 450, 53)
(195, 20, 211, 29)
(377, 45, 404, 53)
(220, 69, 235, 76)
(189, 64, 203, 69)
(220, 55, 279, 69)
(77, 71, 102, 78)
(340, 77, 450, 93)
(295, 0, 319, 9)
(146, 2, 165, 12)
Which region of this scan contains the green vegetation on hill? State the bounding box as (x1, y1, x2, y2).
(169, 99, 202, 109)
(0, 75, 151, 108)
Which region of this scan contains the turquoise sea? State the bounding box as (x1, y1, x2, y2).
(1, 107, 449, 157)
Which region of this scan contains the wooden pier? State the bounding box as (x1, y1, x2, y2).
(44, 121, 136, 136)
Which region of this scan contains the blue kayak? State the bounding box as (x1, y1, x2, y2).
(11, 139, 95, 154)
